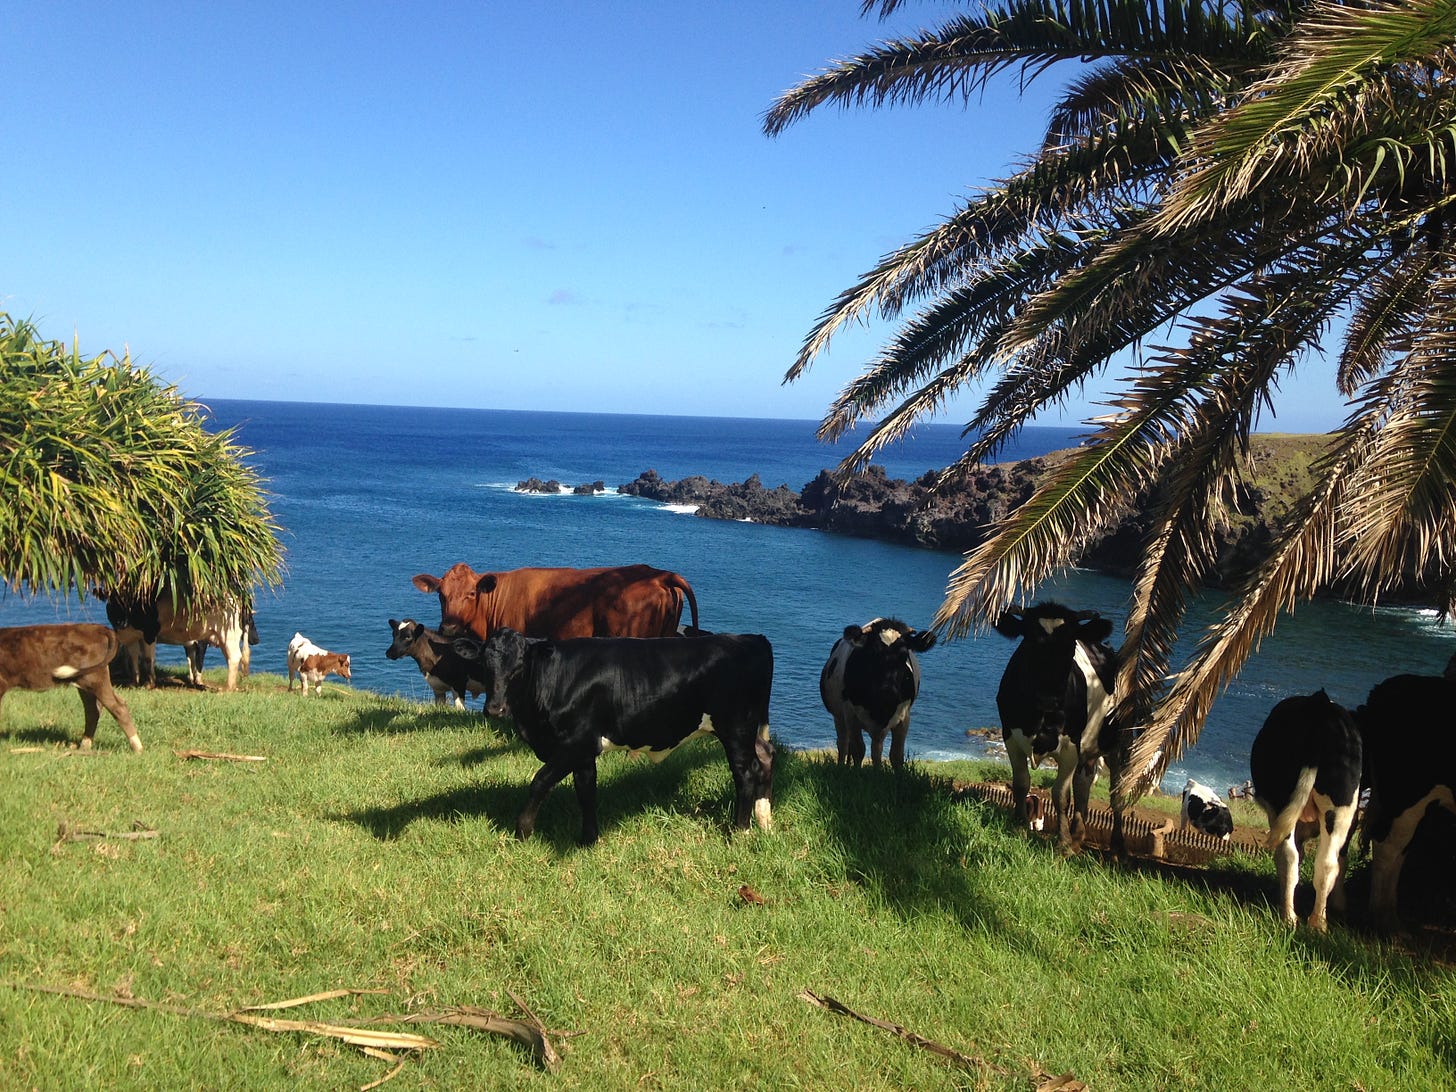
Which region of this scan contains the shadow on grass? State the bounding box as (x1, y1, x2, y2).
(334, 735, 730, 851)
(331, 703, 502, 737)
(0, 724, 77, 747)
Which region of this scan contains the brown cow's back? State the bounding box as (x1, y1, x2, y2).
(414, 563, 697, 640)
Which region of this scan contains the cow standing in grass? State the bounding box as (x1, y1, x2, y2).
(994, 602, 1130, 855)
(819, 617, 936, 772)
(0, 624, 143, 752)
(1249, 690, 1362, 932)
(454, 627, 774, 845)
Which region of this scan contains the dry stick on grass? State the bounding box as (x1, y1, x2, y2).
(798, 989, 1087, 1090)
(10, 982, 440, 1054)
(174, 749, 267, 762)
(54, 821, 160, 845)
(370, 998, 564, 1074)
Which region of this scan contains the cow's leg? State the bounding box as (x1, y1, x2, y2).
(517, 757, 576, 841)
(1272, 830, 1301, 926)
(222, 643, 241, 691)
(888, 721, 908, 773)
(77, 688, 100, 750)
(85, 677, 142, 753)
(1368, 796, 1434, 933)
(868, 728, 887, 769)
(1006, 732, 1034, 828)
(1308, 798, 1357, 932)
(185, 642, 206, 687)
(571, 761, 601, 846)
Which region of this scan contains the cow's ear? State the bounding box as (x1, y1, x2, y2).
(1080, 617, 1114, 643)
(993, 612, 1024, 639)
(412, 574, 440, 594)
(842, 624, 864, 643)
(389, 618, 400, 630)
(909, 630, 937, 653)
(476, 574, 498, 594)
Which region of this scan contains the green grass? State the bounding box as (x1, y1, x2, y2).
(2, 672, 1453, 1089)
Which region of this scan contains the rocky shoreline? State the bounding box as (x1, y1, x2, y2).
(516, 435, 1436, 600)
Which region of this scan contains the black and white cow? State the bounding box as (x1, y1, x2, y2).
(454, 627, 774, 845)
(819, 618, 936, 772)
(1356, 671, 1456, 932)
(385, 618, 486, 709)
(1180, 779, 1234, 840)
(994, 602, 1129, 854)
(1249, 690, 1362, 932)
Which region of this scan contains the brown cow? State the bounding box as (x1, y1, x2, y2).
(412, 563, 699, 641)
(0, 624, 143, 752)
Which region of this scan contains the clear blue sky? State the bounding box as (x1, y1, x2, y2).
(7, 2, 1347, 431)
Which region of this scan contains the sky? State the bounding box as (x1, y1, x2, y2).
(7, 1, 1349, 431)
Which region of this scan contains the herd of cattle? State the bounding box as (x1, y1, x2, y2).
(1, 562, 1452, 934)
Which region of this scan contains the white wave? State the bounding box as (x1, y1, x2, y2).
(657, 503, 700, 515)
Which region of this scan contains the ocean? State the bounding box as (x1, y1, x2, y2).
(5, 398, 1452, 795)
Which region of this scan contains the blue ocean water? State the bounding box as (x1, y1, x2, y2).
(5, 399, 1452, 796)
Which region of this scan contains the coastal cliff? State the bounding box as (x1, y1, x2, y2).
(605, 434, 1414, 595)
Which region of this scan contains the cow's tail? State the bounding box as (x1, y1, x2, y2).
(669, 574, 700, 633)
(55, 627, 122, 682)
(1263, 765, 1318, 850)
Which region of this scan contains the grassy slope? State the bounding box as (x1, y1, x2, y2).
(1, 672, 1453, 1090)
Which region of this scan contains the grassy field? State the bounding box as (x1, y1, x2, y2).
(2, 669, 1453, 1090)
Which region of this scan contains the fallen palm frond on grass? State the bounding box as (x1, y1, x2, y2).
(173, 749, 268, 762)
(7, 981, 566, 1075)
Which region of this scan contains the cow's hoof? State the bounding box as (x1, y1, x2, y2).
(78, 738, 94, 751)
(127, 738, 144, 753)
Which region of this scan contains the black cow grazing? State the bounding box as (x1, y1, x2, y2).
(454, 627, 775, 845)
(819, 618, 936, 771)
(1249, 690, 1362, 933)
(1180, 779, 1234, 840)
(385, 618, 487, 709)
(1356, 672, 1456, 932)
(995, 602, 1128, 854)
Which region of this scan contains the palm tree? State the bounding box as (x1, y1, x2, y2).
(0, 313, 284, 612)
(765, 0, 1456, 801)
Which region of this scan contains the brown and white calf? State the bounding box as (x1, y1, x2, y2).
(287, 632, 327, 692)
(0, 624, 143, 752)
(298, 651, 351, 697)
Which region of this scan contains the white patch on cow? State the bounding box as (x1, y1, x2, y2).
(601, 714, 717, 764)
(1072, 641, 1113, 753)
(878, 627, 900, 646)
(51, 665, 82, 681)
(1037, 616, 1065, 635)
(753, 796, 772, 830)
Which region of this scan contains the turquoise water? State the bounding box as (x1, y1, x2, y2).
(5, 398, 1451, 794)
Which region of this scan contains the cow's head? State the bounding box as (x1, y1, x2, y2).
(838, 617, 937, 717)
(995, 602, 1113, 729)
(414, 563, 497, 638)
(337, 654, 352, 680)
(454, 627, 533, 718)
(386, 619, 425, 660)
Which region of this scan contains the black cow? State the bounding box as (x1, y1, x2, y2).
(454, 627, 774, 845)
(1356, 671, 1456, 932)
(1249, 690, 1362, 932)
(995, 602, 1128, 854)
(385, 618, 486, 709)
(819, 618, 936, 771)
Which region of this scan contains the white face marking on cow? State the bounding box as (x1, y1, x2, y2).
(1038, 617, 1065, 635)
(1072, 641, 1113, 753)
(877, 627, 899, 647)
(753, 797, 772, 830)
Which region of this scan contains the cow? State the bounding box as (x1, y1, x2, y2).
(452, 627, 774, 846)
(0, 624, 143, 752)
(1356, 671, 1456, 933)
(101, 590, 253, 691)
(287, 632, 328, 691)
(1180, 779, 1234, 840)
(385, 618, 486, 709)
(412, 563, 699, 642)
(819, 617, 936, 771)
(298, 651, 351, 697)
(994, 602, 1130, 855)
(1249, 690, 1362, 932)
